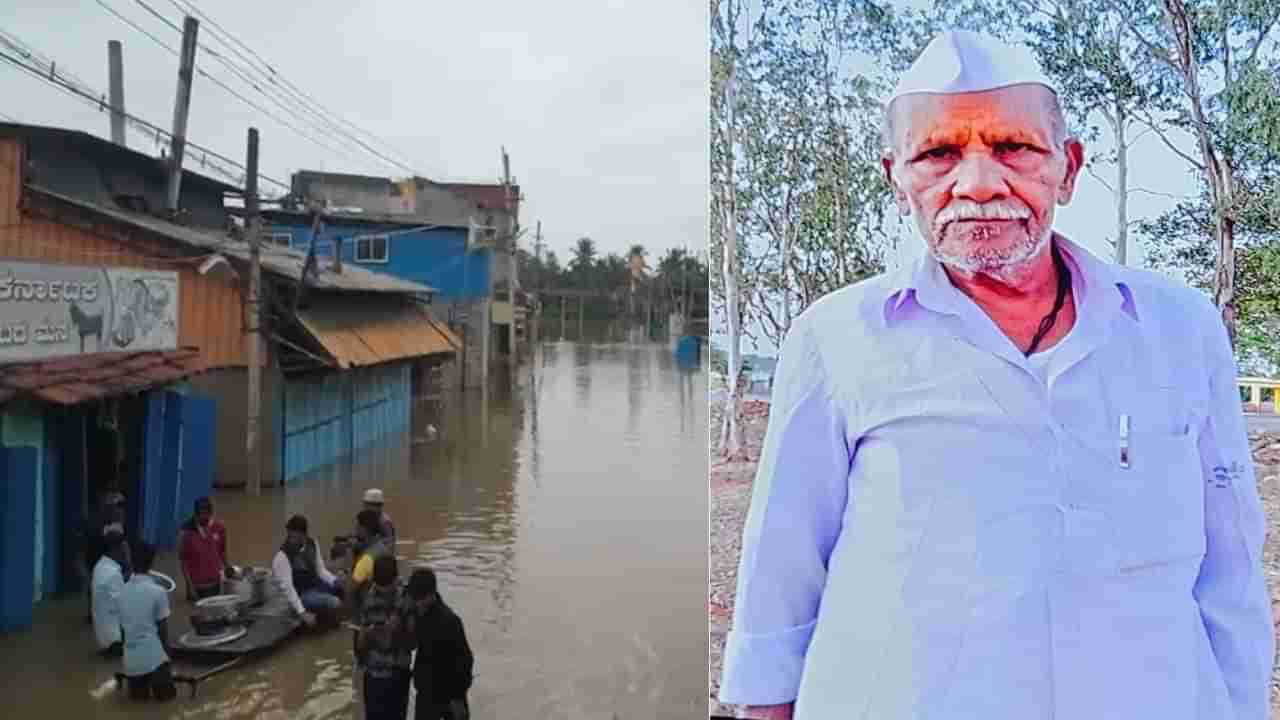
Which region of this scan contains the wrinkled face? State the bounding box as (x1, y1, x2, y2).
(363, 502, 381, 514)
(882, 85, 1084, 282)
(286, 529, 307, 550)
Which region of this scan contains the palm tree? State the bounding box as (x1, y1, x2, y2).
(570, 237, 597, 289)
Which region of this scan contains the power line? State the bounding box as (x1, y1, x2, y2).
(0, 40, 289, 192)
(166, 0, 441, 178)
(93, 0, 381, 172)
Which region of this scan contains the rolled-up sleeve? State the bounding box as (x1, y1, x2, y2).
(718, 315, 851, 705)
(1194, 303, 1274, 720)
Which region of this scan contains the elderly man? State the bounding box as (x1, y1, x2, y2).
(718, 31, 1273, 720)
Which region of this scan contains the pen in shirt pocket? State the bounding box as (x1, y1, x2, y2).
(1119, 413, 1130, 469)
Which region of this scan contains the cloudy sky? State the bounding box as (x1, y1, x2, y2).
(0, 0, 708, 264)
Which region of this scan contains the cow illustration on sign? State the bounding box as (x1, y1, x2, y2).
(113, 278, 174, 349)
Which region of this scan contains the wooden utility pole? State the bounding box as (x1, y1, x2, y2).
(107, 41, 126, 146)
(502, 148, 518, 371)
(245, 127, 262, 496)
(165, 16, 199, 214)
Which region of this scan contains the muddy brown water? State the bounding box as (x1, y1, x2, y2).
(2, 341, 708, 719)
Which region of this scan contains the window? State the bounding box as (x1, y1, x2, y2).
(266, 232, 292, 247)
(356, 234, 389, 263)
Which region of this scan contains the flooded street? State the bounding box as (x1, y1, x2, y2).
(4, 340, 708, 719)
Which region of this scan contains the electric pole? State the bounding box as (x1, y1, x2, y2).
(245, 127, 262, 496)
(502, 147, 518, 372)
(107, 41, 126, 146)
(532, 221, 542, 346)
(165, 16, 199, 214)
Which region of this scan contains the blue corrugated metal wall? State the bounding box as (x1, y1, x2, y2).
(265, 221, 490, 299)
(0, 445, 37, 631)
(281, 362, 412, 484)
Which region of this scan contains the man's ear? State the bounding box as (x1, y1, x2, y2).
(882, 154, 911, 216)
(1057, 138, 1086, 205)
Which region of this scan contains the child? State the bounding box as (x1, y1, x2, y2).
(358, 554, 414, 720)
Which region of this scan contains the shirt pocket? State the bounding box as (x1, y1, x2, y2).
(1105, 402, 1206, 574)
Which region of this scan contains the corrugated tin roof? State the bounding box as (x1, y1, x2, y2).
(26, 185, 437, 295)
(294, 298, 460, 369)
(0, 347, 204, 405)
(0, 122, 242, 194)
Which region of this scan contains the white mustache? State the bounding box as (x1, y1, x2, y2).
(935, 200, 1031, 230)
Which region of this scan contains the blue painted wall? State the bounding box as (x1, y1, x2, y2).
(265, 220, 491, 300)
(280, 362, 412, 484)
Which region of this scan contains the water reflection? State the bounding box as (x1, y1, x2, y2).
(5, 340, 707, 719)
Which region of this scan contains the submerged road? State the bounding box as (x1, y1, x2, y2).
(6, 340, 708, 719)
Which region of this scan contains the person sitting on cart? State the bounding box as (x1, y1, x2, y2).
(272, 514, 344, 628)
(178, 497, 237, 601)
(119, 542, 177, 702)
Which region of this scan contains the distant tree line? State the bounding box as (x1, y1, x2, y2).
(518, 239, 710, 304)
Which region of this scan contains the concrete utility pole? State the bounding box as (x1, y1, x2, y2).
(107, 41, 126, 146)
(502, 147, 518, 372)
(165, 16, 199, 214)
(245, 127, 263, 496)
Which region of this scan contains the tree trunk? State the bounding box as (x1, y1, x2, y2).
(1165, 0, 1236, 344)
(1115, 105, 1129, 266)
(720, 44, 745, 457)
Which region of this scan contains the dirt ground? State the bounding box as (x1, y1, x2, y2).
(709, 400, 1280, 717)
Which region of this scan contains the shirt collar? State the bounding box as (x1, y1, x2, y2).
(881, 233, 1139, 325)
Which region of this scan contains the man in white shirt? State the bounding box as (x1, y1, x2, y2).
(271, 514, 344, 627)
(719, 30, 1273, 720)
(91, 530, 128, 657)
(118, 543, 176, 701)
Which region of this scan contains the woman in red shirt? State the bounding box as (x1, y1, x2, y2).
(178, 497, 235, 600)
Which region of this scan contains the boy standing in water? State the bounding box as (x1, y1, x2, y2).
(358, 554, 414, 720)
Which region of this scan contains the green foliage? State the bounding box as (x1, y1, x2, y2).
(517, 241, 709, 295)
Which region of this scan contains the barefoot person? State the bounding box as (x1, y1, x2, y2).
(719, 30, 1272, 720)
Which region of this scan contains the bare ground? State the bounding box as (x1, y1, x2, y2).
(709, 401, 1280, 717)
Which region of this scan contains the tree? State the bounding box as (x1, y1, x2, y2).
(1120, 0, 1280, 344)
(711, 0, 754, 457)
(570, 236, 598, 290)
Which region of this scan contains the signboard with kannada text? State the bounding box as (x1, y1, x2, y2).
(0, 260, 179, 365)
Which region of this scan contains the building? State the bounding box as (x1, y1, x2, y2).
(0, 123, 457, 631)
(286, 171, 525, 385)
(258, 207, 488, 388)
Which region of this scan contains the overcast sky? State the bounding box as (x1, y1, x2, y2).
(0, 0, 708, 264)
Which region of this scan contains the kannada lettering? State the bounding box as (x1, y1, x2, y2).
(0, 323, 71, 346)
(0, 274, 99, 303)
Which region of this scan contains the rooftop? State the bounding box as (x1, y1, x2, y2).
(27, 185, 437, 295)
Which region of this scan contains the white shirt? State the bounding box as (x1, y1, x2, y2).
(719, 236, 1273, 719)
(271, 541, 337, 616)
(119, 574, 170, 676)
(91, 555, 124, 649)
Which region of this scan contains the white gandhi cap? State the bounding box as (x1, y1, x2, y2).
(363, 488, 385, 504)
(891, 30, 1056, 103)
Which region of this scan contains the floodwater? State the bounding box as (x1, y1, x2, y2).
(2, 340, 708, 719)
